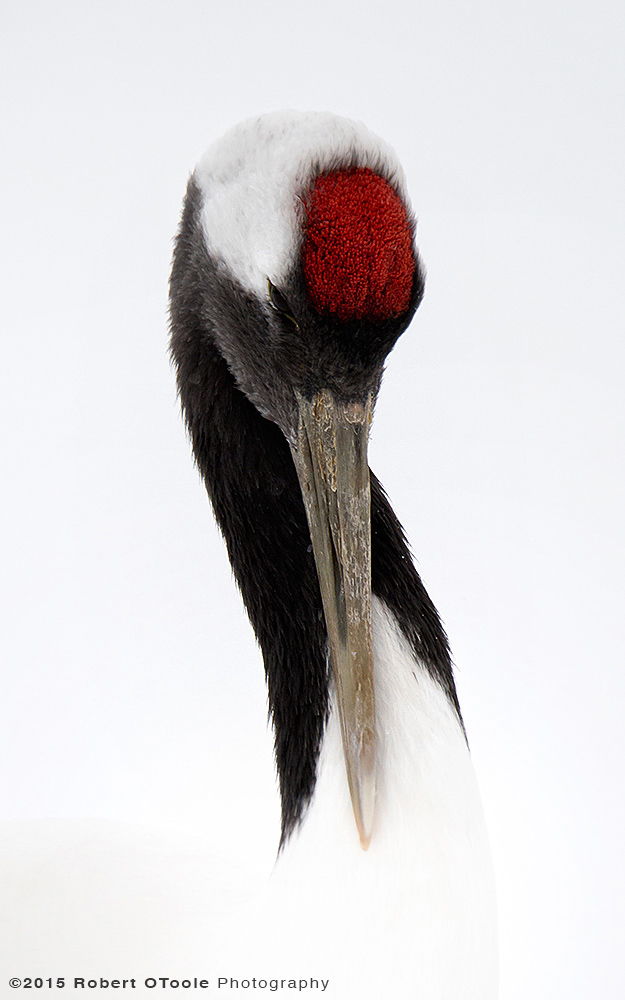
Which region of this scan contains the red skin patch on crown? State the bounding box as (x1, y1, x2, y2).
(301, 168, 415, 322)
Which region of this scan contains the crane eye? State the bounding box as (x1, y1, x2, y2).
(268, 280, 299, 328)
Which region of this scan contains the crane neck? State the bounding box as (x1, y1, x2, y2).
(169, 177, 462, 846)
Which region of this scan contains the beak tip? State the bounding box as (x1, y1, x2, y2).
(359, 831, 372, 852)
(354, 769, 376, 851)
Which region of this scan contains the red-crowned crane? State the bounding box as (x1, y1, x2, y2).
(169, 111, 498, 999)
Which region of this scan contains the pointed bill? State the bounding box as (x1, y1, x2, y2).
(290, 389, 375, 850)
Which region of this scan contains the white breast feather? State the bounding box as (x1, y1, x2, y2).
(222, 597, 498, 998)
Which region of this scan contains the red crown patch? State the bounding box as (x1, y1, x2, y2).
(302, 168, 414, 322)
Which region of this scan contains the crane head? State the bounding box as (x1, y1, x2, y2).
(172, 112, 425, 848)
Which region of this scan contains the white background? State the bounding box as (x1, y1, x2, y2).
(1, 0, 624, 996)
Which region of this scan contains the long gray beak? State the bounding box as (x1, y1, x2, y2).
(290, 389, 375, 850)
